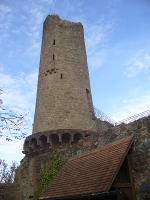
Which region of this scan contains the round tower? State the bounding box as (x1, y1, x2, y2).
(23, 15, 96, 154)
(33, 15, 96, 134)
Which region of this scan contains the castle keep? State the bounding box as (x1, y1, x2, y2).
(33, 15, 95, 134)
(23, 15, 96, 155)
(12, 15, 150, 200)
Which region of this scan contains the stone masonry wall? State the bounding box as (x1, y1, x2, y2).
(14, 116, 150, 200)
(111, 116, 150, 200)
(33, 15, 96, 134)
(15, 131, 100, 200)
(0, 183, 16, 200)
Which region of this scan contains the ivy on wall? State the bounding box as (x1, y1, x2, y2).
(33, 154, 66, 200)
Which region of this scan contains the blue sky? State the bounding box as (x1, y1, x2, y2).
(0, 0, 150, 164)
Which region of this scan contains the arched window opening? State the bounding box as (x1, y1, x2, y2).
(74, 133, 82, 143)
(30, 138, 37, 148)
(62, 133, 71, 144)
(53, 40, 55, 45)
(39, 135, 47, 146)
(51, 134, 59, 145)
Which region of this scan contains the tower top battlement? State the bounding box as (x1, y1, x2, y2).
(44, 15, 83, 27)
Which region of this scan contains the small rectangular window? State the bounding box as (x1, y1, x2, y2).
(86, 88, 89, 98)
(60, 73, 63, 79)
(53, 54, 55, 60)
(53, 40, 55, 45)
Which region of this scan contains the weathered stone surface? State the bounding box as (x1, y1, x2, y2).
(14, 115, 150, 200)
(33, 15, 96, 134)
(15, 133, 100, 199)
(110, 117, 150, 200)
(0, 184, 16, 200)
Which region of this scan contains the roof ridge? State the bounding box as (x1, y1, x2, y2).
(69, 136, 133, 161)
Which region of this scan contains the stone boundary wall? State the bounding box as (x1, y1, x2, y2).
(14, 116, 150, 200)
(0, 183, 16, 200)
(111, 116, 150, 200)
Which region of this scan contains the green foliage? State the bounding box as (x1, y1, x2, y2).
(33, 154, 66, 200)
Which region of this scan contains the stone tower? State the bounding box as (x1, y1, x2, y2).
(33, 15, 96, 134)
(23, 15, 96, 157)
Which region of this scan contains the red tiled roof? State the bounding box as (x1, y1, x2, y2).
(39, 136, 133, 200)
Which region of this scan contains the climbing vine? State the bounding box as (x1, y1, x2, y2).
(33, 154, 66, 200)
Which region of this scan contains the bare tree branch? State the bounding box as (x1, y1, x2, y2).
(0, 88, 28, 140)
(0, 159, 18, 183)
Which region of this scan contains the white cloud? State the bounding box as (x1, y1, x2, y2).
(41, 0, 53, 4)
(126, 49, 150, 78)
(81, 18, 114, 72)
(25, 8, 44, 53)
(0, 1, 52, 56)
(0, 70, 38, 111)
(0, 4, 11, 14)
(57, 0, 115, 72)
(88, 50, 106, 72)
(112, 92, 150, 121)
(0, 69, 38, 164)
(0, 69, 38, 137)
(82, 16, 114, 72)
(24, 1, 53, 54)
(0, 3, 12, 42)
(0, 137, 24, 165)
(60, 0, 84, 19)
(85, 19, 114, 52)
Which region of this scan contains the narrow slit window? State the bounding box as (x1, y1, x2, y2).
(60, 73, 63, 79)
(53, 40, 55, 45)
(86, 88, 89, 98)
(53, 54, 55, 60)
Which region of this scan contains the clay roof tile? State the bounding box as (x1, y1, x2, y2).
(39, 136, 133, 200)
